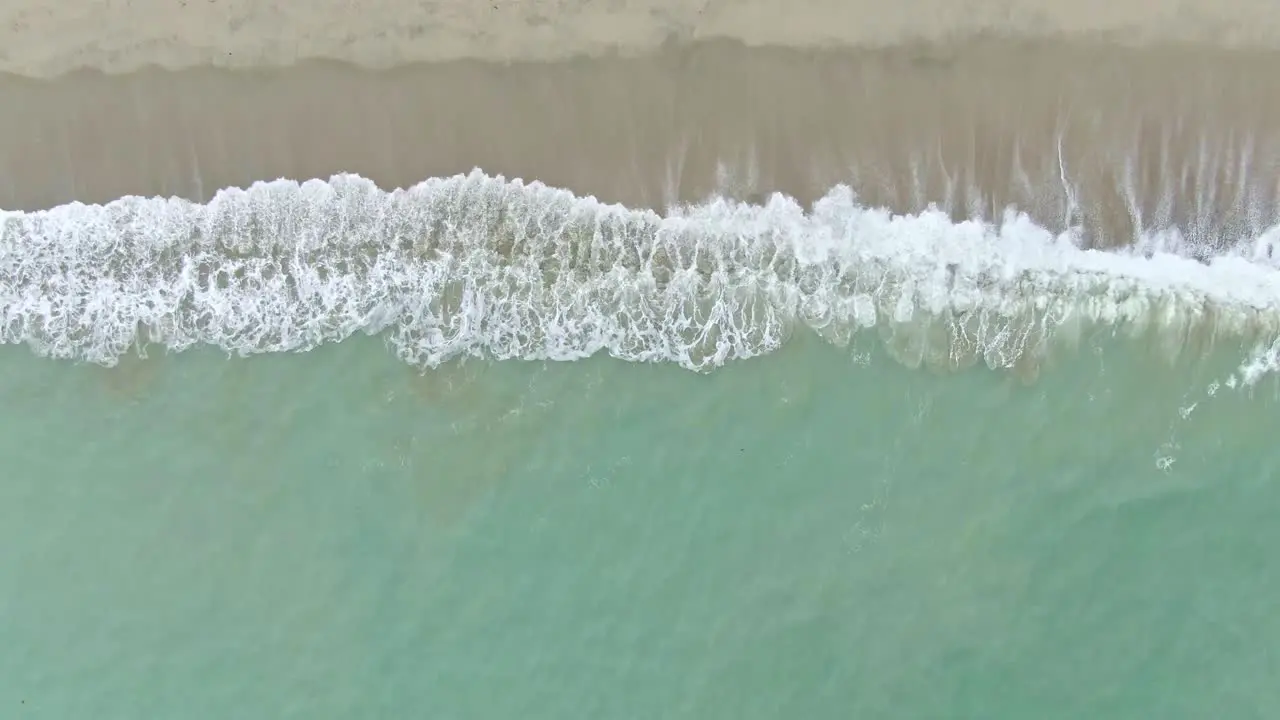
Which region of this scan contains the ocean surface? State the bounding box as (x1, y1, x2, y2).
(4, 41, 1280, 719)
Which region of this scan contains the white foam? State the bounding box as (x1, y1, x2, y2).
(3, 169, 1280, 374)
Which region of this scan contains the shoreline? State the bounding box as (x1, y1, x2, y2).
(4, 38, 1280, 249)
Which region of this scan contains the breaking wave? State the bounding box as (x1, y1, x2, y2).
(3, 169, 1280, 378)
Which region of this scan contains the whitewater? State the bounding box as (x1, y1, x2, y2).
(2, 169, 1280, 380)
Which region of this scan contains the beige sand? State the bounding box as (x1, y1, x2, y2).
(4, 0, 1280, 77)
(5, 1, 1280, 250)
(4, 38, 1280, 251)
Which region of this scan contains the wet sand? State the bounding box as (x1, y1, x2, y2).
(4, 38, 1280, 249)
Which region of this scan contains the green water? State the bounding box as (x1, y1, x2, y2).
(1, 332, 1278, 718)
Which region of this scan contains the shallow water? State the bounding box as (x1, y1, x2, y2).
(1, 324, 1278, 717)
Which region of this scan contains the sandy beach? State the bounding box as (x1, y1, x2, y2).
(5, 0, 1280, 196)
(3, 0, 1280, 251)
(5, 0, 1280, 77)
(2, 36, 1279, 252)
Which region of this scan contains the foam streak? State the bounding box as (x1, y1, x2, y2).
(3, 170, 1280, 373)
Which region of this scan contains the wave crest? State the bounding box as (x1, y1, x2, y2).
(3, 169, 1280, 373)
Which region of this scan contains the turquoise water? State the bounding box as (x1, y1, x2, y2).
(2, 326, 1278, 717)
(4, 169, 1280, 716)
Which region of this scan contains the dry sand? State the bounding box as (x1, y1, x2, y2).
(4, 0, 1280, 76)
(4, 0, 1280, 250)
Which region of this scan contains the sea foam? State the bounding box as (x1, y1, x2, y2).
(2, 169, 1280, 377)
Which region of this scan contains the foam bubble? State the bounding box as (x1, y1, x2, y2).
(2, 169, 1280, 374)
